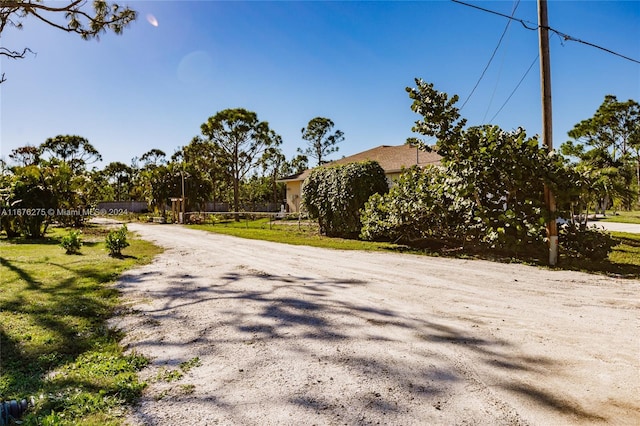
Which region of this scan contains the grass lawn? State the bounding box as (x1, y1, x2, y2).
(0, 225, 162, 425)
(189, 218, 640, 278)
(188, 217, 403, 251)
(598, 210, 640, 224)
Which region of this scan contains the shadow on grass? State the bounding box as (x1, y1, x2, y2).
(0, 251, 137, 413)
(378, 236, 640, 278)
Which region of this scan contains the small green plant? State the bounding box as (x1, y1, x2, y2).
(179, 357, 202, 373)
(60, 229, 83, 254)
(105, 224, 130, 257)
(156, 368, 183, 383)
(180, 384, 196, 394)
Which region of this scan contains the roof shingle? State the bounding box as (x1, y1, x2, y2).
(279, 144, 441, 182)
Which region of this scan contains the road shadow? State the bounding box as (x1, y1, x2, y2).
(117, 266, 610, 424)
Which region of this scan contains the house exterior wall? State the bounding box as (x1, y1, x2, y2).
(285, 181, 303, 213)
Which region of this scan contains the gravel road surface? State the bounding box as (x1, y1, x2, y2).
(110, 223, 640, 425)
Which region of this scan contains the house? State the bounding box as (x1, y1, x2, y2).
(278, 144, 442, 212)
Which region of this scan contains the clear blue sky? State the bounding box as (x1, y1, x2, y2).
(1, 0, 638, 168)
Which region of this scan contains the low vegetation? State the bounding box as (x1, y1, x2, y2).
(0, 225, 162, 425)
(599, 210, 640, 224)
(188, 217, 401, 251)
(105, 224, 130, 257)
(189, 218, 640, 278)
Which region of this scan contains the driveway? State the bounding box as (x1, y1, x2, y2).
(111, 223, 640, 425)
(587, 220, 640, 234)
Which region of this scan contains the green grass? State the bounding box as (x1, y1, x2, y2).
(599, 210, 640, 224)
(560, 232, 640, 277)
(190, 218, 640, 278)
(0, 225, 163, 425)
(188, 218, 404, 251)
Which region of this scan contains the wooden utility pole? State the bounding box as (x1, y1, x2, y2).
(538, 0, 558, 266)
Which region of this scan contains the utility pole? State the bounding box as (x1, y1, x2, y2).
(181, 169, 186, 224)
(538, 0, 558, 266)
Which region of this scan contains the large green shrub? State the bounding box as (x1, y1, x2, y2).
(362, 78, 607, 262)
(303, 161, 389, 238)
(361, 165, 469, 243)
(559, 223, 617, 261)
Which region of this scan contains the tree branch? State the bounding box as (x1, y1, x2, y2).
(0, 46, 34, 59)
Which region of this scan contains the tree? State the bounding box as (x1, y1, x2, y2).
(564, 95, 639, 209)
(2, 164, 56, 238)
(102, 161, 133, 200)
(140, 148, 167, 168)
(8, 145, 40, 166)
(200, 108, 282, 216)
(260, 147, 286, 204)
(1, 0, 137, 82)
(299, 117, 345, 166)
(282, 154, 309, 177)
(40, 134, 102, 172)
(360, 78, 616, 262)
(181, 136, 231, 209)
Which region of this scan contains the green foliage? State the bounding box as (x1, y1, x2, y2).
(303, 161, 389, 238)
(105, 225, 129, 257)
(361, 165, 469, 244)
(200, 108, 282, 215)
(0, 227, 162, 425)
(299, 117, 345, 165)
(562, 95, 640, 211)
(559, 223, 617, 261)
(2, 164, 56, 238)
(60, 230, 83, 254)
(179, 357, 202, 373)
(361, 78, 616, 262)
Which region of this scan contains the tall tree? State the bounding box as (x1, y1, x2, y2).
(102, 161, 133, 200)
(0, 0, 137, 82)
(40, 134, 102, 172)
(140, 148, 167, 168)
(565, 95, 639, 209)
(283, 154, 309, 176)
(299, 117, 345, 166)
(181, 136, 231, 209)
(200, 108, 281, 216)
(8, 145, 40, 166)
(260, 147, 286, 204)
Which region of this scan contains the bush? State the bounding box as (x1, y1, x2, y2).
(559, 223, 617, 261)
(60, 229, 83, 254)
(303, 161, 389, 238)
(105, 224, 130, 257)
(361, 165, 470, 244)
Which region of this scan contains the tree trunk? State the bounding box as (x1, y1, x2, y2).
(233, 174, 240, 222)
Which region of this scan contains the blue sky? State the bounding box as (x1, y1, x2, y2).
(1, 0, 638, 168)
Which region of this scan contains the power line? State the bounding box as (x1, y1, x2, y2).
(451, 0, 640, 65)
(460, 0, 520, 111)
(489, 54, 539, 123)
(488, 32, 559, 123)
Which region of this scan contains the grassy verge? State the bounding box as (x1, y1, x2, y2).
(0, 225, 162, 425)
(188, 218, 403, 251)
(598, 210, 640, 224)
(189, 219, 640, 278)
(558, 232, 640, 277)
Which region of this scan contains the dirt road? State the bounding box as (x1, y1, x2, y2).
(111, 223, 640, 425)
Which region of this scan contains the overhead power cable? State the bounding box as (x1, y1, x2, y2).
(451, 0, 640, 65)
(460, 0, 520, 111)
(489, 54, 539, 123)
